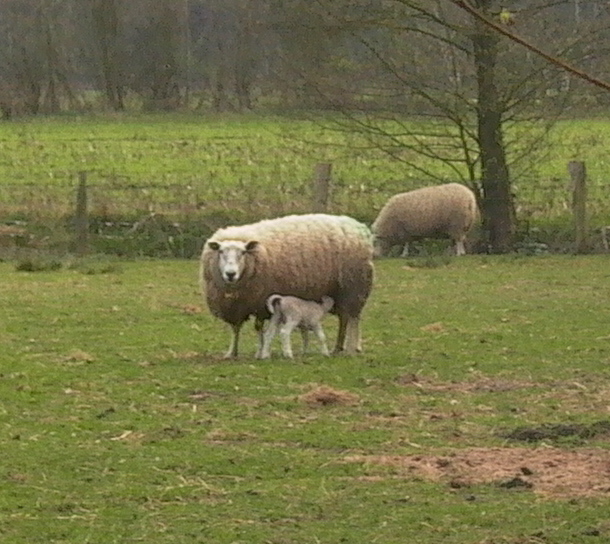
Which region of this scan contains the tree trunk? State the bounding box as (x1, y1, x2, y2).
(472, 1, 515, 253)
(92, 0, 125, 111)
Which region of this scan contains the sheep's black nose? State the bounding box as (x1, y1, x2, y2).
(225, 271, 236, 282)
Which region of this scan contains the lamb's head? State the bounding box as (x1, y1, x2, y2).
(320, 296, 334, 313)
(207, 239, 259, 284)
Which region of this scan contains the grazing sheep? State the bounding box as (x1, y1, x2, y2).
(372, 183, 478, 257)
(201, 214, 374, 358)
(260, 294, 334, 359)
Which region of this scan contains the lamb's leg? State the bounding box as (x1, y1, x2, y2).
(400, 242, 410, 258)
(300, 328, 310, 354)
(224, 323, 242, 359)
(279, 320, 297, 359)
(312, 324, 330, 356)
(259, 316, 278, 359)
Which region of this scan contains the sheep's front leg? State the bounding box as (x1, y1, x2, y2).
(224, 323, 242, 359)
(254, 317, 267, 359)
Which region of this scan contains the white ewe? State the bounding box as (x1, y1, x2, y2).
(372, 183, 478, 257)
(201, 214, 374, 358)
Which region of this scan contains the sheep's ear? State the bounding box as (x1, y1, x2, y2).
(208, 241, 220, 251)
(245, 240, 259, 252)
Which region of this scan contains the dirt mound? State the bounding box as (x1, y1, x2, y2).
(345, 447, 610, 498)
(299, 385, 360, 406)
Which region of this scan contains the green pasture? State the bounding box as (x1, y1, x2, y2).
(1, 254, 610, 543)
(1, 114, 610, 230)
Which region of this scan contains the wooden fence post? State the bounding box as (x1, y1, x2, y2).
(312, 163, 332, 213)
(568, 160, 587, 253)
(75, 171, 89, 255)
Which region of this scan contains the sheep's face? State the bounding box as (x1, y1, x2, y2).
(208, 240, 259, 284)
(372, 236, 391, 258)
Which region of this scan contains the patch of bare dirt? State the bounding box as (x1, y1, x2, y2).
(419, 322, 446, 334)
(504, 421, 610, 442)
(180, 304, 203, 315)
(345, 447, 610, 498)
(299, 385, 360, 406)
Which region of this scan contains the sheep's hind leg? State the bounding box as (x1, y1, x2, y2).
(333, 314, 352, 354)
(334, 314, 348, 354)
(344, 316, 362, 354)
(455, 238, 466, 256)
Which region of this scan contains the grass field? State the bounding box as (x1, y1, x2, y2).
(1, 254, 610, 543)
(1, 114, 610, 229)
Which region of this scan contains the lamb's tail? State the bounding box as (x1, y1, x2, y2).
(266, 294, 283, 314)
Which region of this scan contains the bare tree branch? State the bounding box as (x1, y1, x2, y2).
(449, 0, 610, 92)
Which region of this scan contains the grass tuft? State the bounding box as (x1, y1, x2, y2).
(14, 256, 62, 272)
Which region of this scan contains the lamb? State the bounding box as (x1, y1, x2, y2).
(200, 213, 374, 358)
(259, 294, 334, 359)
(371, 183, 478, 257)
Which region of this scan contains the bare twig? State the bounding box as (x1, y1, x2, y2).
(449, 0, 610, 92)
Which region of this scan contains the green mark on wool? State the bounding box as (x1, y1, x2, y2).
(336, 215, 373, 241)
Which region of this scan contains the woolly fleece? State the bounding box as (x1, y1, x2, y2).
(201, 214, 374, 329)
(372, 183, 478, 254)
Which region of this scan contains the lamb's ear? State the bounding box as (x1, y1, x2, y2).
(207, 241, 220, 251)
(245, 240, 259, 252)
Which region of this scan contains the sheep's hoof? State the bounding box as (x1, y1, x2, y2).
(332, 348, 360, 356)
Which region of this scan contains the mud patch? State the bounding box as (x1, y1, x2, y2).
(299, 385, 360, 406)
(345, 447, 610, 498)
(503, 421, 610, 443)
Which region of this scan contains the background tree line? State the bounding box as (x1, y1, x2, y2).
(0, 0, 608, 252)
(0, 0, 606, 116)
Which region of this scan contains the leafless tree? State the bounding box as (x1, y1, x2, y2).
(91, 0, 125, 111)
(0, 0, 80, 116)
(270, 0, 610, 252)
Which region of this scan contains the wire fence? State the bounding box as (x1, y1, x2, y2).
(1, 163, 610, 256)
